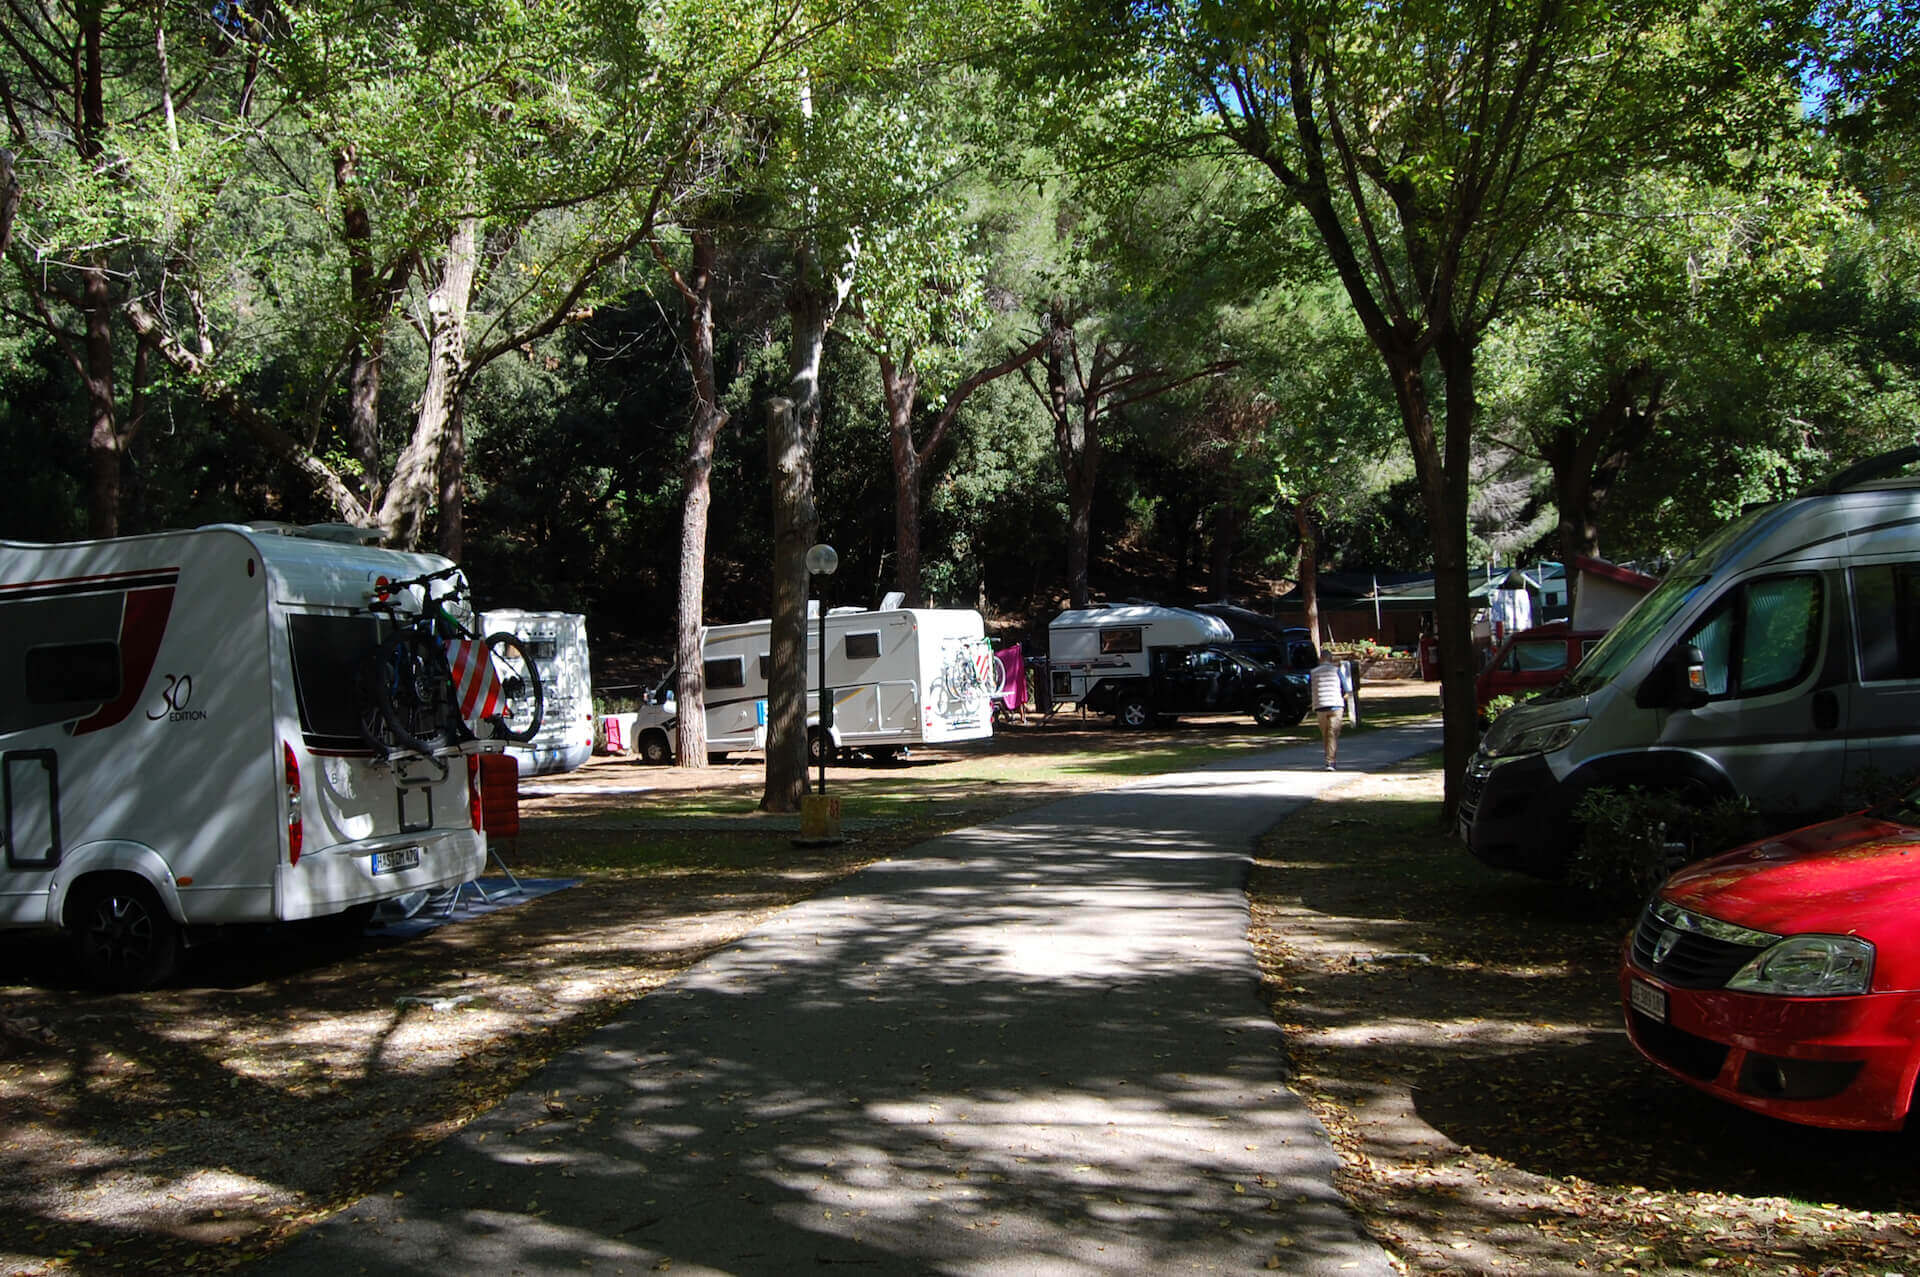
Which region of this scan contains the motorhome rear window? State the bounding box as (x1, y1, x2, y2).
(845, 632, 880, 660)
(705, 657, 746, 690)
(1099, 628, 1143, 655)
(288, 613, 383, 743)
(525, 639, 558, 662)
(25, 642, 120, 704)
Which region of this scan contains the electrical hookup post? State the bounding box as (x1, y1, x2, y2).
(798, 793, 843, 843)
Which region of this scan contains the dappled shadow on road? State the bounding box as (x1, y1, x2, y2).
(243, 769, 1406, 1275)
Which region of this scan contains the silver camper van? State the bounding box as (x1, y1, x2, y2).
(1462, 453, 1920, 878)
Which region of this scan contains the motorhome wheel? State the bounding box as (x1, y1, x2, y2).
(638, 730, 672, 765)
(70, 878, 180, 991)
(1116, 694, 1153, 729)
(808, 728, 838, 765)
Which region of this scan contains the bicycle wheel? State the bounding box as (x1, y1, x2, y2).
(358, 629, 458, 757)
(482, 631, 545, 743)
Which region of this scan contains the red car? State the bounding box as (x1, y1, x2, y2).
(1475, 620, 1603, 715)
(1620, 802, 1920, 1130)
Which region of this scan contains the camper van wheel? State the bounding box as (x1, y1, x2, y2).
(483, 632, 546, 743)
(638, 730, 672, 765)
(808, 728, 837, 766)
(1116, 694, 1154, 730)
(70, 877, 180, 991)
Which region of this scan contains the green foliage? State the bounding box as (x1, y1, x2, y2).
(1569, 786, 1762, 908)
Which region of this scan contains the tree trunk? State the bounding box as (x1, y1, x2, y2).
(881, 352, 925, 606)
(436, 397, 466, 559)
(1043, 312, 1099, 608)
(1294, 503, 1320, 649)
(1210, 497, 1237, 600)
(336, 147, 384, 505)
(1431, 333, 1481, 823)
(675, 228, 727, 769)
(762, 393, 815, 812)
(381, 214, 478, 549)
(83, 257, 121, 539)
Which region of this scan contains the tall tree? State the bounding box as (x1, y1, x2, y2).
(1031, 0, 1811, 813)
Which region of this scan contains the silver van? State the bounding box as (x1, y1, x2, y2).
(1462, 452, 1920, 877)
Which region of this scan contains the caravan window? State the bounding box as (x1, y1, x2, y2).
(288, 613, 383, 743)
(1853, 563, 1920, 681)
(25, 642, 121, 704)
(705, 656, 746, 690)
(845, 632, 880, 661)
(524, 639, 558, 662)
(1099, 627, 1143, 655)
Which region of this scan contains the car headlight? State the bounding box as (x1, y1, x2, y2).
(1725, 935, 1875, 996)
(1484, 718, 1587, 760)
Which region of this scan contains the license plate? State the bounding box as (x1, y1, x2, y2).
(1629, 977, 1668, 1023)
(372, 846, 421, 876)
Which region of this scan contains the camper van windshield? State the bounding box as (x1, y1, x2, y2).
(1559, 574, 1711, 696)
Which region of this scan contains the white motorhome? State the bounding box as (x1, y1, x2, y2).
(1, 524, 487, 988)
(1464, 450, 1920, 878)
(480, 610, 593, 774)
(633, 605, 996, 763)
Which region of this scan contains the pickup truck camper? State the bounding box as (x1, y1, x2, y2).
(1048, 604, 1310, 728)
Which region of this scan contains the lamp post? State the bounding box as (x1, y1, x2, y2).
(805, 543, 838, 796)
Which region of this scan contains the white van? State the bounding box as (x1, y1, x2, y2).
(1463, 453, 1920, 878)
(480, 610, 593, 774)
(633, 605, 996, 763)
(1, 524, 487, 987)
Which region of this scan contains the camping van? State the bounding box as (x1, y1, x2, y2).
(1, 524, 487, 988)
(480, 610, 593, 774)
(1463, 451, 1920, 879)
(1047, 603, 1311, 728)
(633, 605, 996, 763)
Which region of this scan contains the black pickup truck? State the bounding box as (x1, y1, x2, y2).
(1084, 644, 1311, 729)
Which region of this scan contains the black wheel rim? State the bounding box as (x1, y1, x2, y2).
(84, 892, 158, 975)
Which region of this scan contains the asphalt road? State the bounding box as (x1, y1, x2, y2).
(255, 723, 1443, 1276)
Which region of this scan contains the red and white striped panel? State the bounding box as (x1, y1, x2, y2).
(446, 638, 504, 722)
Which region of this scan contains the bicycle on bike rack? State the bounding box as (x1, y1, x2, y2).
(355, 566, 545, 761)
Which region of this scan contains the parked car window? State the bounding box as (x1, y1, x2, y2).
(704, 656, 746, 690)
(1682, 573, 1822, 700)
(1504, 641, 1569, 674)
(1851, 562, 1920, 681)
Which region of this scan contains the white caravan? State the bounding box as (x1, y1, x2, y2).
(633, 606, 996, 763)
(480, 610, 594, 774)
(1, 524, 487, 988)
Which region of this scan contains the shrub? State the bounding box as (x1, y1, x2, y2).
(1568, 786, 1762, 908)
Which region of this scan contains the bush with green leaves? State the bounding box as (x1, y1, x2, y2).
(1569, 785, 1762, 908)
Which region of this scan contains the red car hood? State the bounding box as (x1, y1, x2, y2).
(1663, 813, 1920, 941)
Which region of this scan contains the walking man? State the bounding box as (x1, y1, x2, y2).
(1310, 649, 1347, 770)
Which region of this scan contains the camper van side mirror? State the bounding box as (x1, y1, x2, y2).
(1638, 644, 1710, 710)
(1677, 644, 1710, 708)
